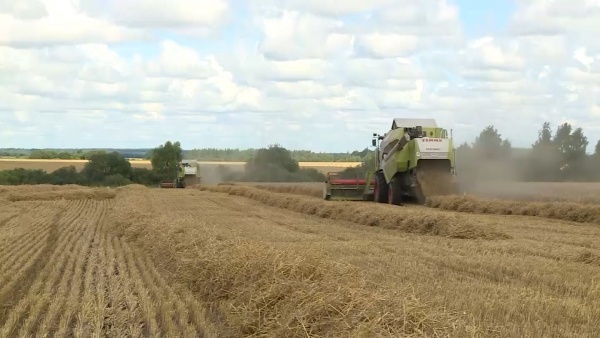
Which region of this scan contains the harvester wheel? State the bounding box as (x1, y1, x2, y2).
(388, 176, 403, 206)
(374, 171, 388, 203)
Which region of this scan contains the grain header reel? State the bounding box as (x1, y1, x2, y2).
(323, 118, 458, 205)
(323, 171, 375, 201)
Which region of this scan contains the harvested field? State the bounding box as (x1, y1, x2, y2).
(460, 181, 600, 204)
(1, 184, 599, 337)
(427, 195, 600, 225)
(205, 185, 509, 240)
(230, 182, 325, 198)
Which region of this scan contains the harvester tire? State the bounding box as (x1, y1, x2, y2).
(374, 171, 388, 203)
(388, 176, 403, 206)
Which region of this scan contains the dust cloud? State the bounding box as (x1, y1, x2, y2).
(197, 163, 244, 185)
(454, 158, 522, 198)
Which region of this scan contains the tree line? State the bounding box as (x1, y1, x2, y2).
(182, 148, 365, 162)
(0, 142, 329, 186)
(1, 147, 366, 162)
(0, 142, 186, 187)
(456, 122, 600, 182)
(2, 120, 599, 186)
(335, 121, 600, 183)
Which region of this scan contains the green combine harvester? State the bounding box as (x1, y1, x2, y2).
(323, 118, 458, 205)
(158, 160, 200, 189)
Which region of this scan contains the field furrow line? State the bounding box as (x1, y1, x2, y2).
(73, 204, 105, 338)
(17, 210, 90, 337)
(0, 209, 56, 270)
(39, 200, 105, 336)
(119, 236, 163, 337)
(0, 202, 54, 241)
(85, 223, 109, 337)
(119, 238, 197, 337)
(139, 252, 214, 337)
(102, 226, 144, 337)
(115, 243, 145, 338)
(0, 206, 64, 324)
(0, 213, 18, 229)
(55, 199, 108, 337)
(0, 199, 89, 333)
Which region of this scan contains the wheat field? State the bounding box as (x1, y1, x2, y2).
(0, 159, 361, 174)
(0, 182, 599, 337)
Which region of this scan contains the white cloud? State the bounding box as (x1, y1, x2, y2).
(0, 1, 148, 47)
(75, 0, 230, 28)
(1, 0, 600, 152)
(0, 0, 48, 19)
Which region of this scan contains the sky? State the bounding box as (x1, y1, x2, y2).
(1, 0, 600, 152)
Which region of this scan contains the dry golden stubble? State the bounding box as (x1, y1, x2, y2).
(107, 189, 464, 337)
(5, 188, 117, 202)
(203, 185, 509, 240)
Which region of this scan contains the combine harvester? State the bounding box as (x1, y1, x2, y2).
(159, 160, 201, 188)
(323, 118, 458, 205)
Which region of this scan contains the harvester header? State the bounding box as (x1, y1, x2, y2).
(323, 117, 458, 205)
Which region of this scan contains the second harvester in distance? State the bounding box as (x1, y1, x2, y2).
(323, 118, 458, 205)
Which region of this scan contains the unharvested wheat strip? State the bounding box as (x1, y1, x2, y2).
(117, 238, 185, 337)
(56, 200, 107, 337)
(39, 200, 104, 336)
(118, 236, 162, 337)
(0, 199, 88, 336)
(135, 249, 203, 337)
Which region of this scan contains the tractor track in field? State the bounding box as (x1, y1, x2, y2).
(0, 214, 17, 229)
(0, 203, 65, 325)
(0, 195, 221, 336)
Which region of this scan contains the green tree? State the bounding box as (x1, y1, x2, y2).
(130, 168, 161, 186)
(81, 151, 133, 184)
(594, 140, 600, 158)
(552, 123, 589, 180)
(150, 141, 183, 180)
(241, 144, 325, 182)
(48, 166, 82, 185)
(245, 144, 299, 173)
(472, 125, 511, 160)
(527, 122, 561, 181)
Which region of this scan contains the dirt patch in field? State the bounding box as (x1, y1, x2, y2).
(203, 185, 509, 240)
(6, 188, 117, 202)
(426, 195, 600, 225)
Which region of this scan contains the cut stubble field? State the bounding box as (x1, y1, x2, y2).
(0, 182, 599, 337)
